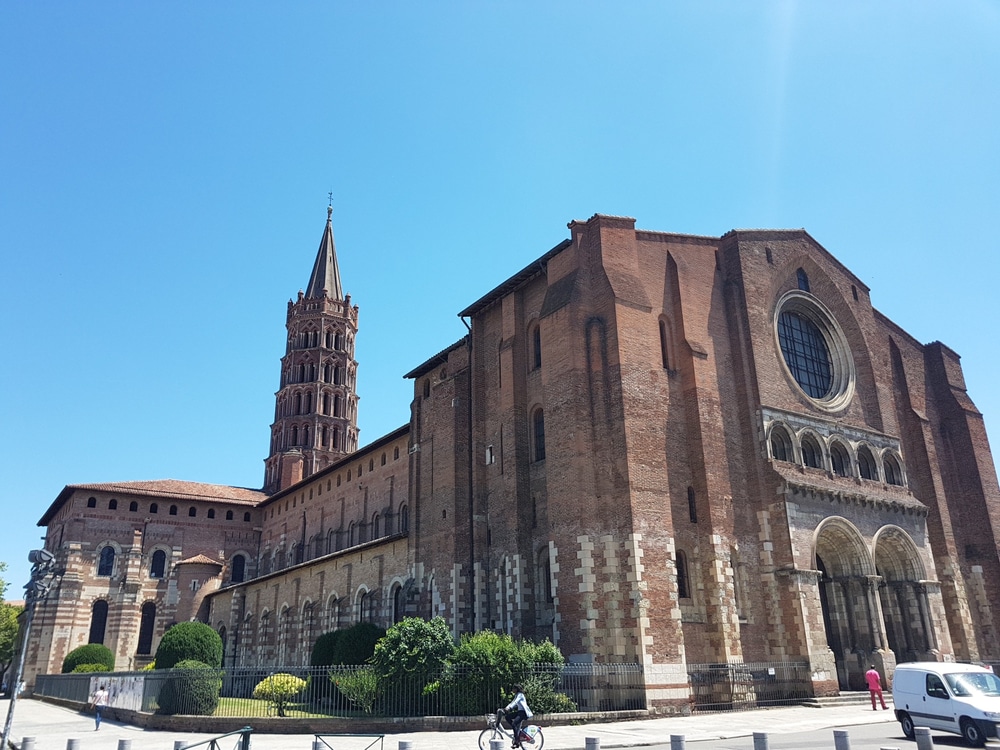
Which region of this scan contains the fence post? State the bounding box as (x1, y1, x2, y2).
(833, 729, 851, 750)
(313, 741, 325, 750)
(117, 741, 132, 750)
(914, 727, 933, 750)
(670, 735, 686, 750)
(174, 741, 187, 750)
(66, 741, 80, 750)
(753, 732, 769, 750)
(398, 742, 413, 750)
(21, 739, 35, 750)
(586, 738, 601, 750)
(240, 726, 252, 750)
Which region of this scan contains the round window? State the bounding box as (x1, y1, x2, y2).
(774, 291, 855, 411)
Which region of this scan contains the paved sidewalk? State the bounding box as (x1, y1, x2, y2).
(1, 697, 898, 750)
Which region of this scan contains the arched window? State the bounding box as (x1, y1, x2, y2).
(226, 509, 234, 521)
(98, 546, 115, 577)
(208, 508, 216, 519)
(137, 602, 156, 655)
(399, 503, 409, 533)
(394, 447, 400, 460)
(231, 554, 246, 583)
(188, 506, 197, 517)
(796, 267, 810, 292)
(687, 486, 697, 523)
(89, 600, 109, 645)
(369, 458, 374, 472)
(532, 408, 546, 462)
(358, 590, 372, 623)
(769, 425, 793, 462)
(243, 512, 251, 522)
(150, 549, 166, 579)
(659, 318, 675, 371)
(801, 433, 823, 469)
(129, 501, 138, 512)
(169, 505, 178, 516)
(381, 453, 386, 466)
(150, 502, 158, 514)
(371, 513, 381, 539)
(392, 585, 404, 624)
(349, 522, 356, 547)
(87, 497, 97, 508)
(108, 499, 118, 510)
(676, 551, 690, 600)
(884, 453, 904, 486)
(830, 441, 850, 477)
(422, 379, 430, 398)
(858, 446, 878, 480)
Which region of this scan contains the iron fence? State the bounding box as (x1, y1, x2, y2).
(687, 661, 811, 712)
(34, 660, 813, 717)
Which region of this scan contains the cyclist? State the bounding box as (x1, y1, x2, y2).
(503, 684, 533, 748)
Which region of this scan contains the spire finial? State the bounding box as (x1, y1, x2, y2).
(327, 191, 334, 221)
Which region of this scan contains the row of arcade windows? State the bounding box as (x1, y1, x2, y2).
(85, 497, 251, 522)
(89, 600, 157, 656)
(769, 425, 905, 486)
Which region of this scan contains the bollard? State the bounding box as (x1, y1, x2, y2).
(753, 732, 769, 750)
(670, 735, 686, 750)
(313, 742, 324, 750)
(914, 727, 934, 750)
(585, 739, 601, 750)
(66, 741, 81, 750)
(118, 741, 132, 750)
(21, 739, 36, 750)
(398, 743, 413, 750)
(174, 741, 187, 750)
(833, 729, 851, 750)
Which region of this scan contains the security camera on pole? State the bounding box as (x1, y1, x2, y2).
(1, 549, 57, 750)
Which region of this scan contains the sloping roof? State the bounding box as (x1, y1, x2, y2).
(458, 239, 571, 318)
(38, 480, 267, 525)
(176, 554, 224, 567)
(403, 337, 468, 379)
(305, 207, 344, 300)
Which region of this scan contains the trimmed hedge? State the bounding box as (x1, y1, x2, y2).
(62, 644, 114, 674)
(154, 622, 222, 670)
(156, 660, 222, 715)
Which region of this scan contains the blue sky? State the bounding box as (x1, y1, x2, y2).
(2, 2, 998, 592)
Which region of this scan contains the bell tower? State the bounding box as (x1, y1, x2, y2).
(264, 207, 360, 494)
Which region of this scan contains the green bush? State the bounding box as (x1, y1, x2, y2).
(372, 617, 454, 680)
(253, 673, 306, 717)
(71, 663, 111, 674)
(329, 622, 384, 666)
(156, 659, 222, 715)
(310, 630, 344, 666)
(154, 622, 222, 670)
(62, 644, 114, 674)
(333, 666, 380, 714)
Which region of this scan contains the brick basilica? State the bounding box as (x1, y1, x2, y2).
(25, 210, 1000, 710)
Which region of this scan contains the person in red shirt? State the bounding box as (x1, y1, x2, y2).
(866, 665, 888, 710)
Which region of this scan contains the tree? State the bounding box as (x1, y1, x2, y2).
(154, 621, 222, 670)
(0, 601, 23, 681)
(0, 560, 8, 601)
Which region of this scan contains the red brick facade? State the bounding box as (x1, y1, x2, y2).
(27, 213, 1000, 713)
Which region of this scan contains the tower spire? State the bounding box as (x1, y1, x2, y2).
(264, 209, 360, 494)
(305, 205, 344, 300)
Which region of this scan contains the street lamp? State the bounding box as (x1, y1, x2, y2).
(1, 549, 57, 750)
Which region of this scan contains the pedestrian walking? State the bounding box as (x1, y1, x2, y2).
(865, 665, 888, 710)
(88, 683, 110, 729)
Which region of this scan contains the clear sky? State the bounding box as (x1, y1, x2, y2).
(2, 2, 998, 593)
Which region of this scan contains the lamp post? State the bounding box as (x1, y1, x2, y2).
(1, 549, 56, 750)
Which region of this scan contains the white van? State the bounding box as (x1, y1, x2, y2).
(892, 662, 1000, 746)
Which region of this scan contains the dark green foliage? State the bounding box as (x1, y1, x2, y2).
(329, 622, 385, 666)
(371, 617, 454, 680)
(156, 659, 222, 715)
(154, 621, 222, 670)
(310, 630, 344, 666)
(62, 644, 114, 674)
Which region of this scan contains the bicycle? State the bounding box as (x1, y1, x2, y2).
(478, 709, 544, 750)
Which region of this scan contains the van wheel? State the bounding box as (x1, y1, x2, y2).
(961, 718, 985, 747)
(899, 713, 915, 739)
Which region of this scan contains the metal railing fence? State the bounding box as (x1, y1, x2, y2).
(687, 661, 811, 711)
(34, 660, 813, 717)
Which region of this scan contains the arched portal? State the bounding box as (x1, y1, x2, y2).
(814, 518, 879, 690)
(874, 526, 934, 664)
